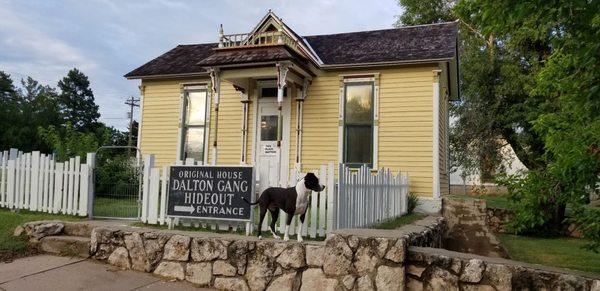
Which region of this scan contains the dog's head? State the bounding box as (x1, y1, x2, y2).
(304, 173, 326, 192)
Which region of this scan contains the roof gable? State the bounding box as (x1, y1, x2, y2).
(235, 10, 320, 64)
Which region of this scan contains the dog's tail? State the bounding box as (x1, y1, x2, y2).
(243, 197, 260, 205)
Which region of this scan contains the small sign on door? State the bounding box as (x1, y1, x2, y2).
(262, 144, 277, 155)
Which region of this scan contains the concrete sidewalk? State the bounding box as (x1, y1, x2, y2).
(0, 255, 213, 291)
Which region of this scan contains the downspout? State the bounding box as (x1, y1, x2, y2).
(433, 69, 442, 199)
(239, 86, 249, 164)
(210, 68, 221, 165)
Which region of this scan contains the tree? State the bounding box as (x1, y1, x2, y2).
(19, 77, 62, 151)
(57, 68, 100, 132)
(473, 0, 600, 249)
(395, 0, 455, 26)
(0, 71, 17, 100)
(0, 71, 21, 149)
(38, 123, 103, 161)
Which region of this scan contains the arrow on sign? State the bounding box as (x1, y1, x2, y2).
(174, 205, 194, 214)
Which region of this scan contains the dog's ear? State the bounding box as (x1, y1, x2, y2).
(305, 173, 316, 181)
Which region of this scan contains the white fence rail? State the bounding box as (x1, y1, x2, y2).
(336, 164, 409, 229)
(140, 155, 409, 238)
(0, 148, 94, 216)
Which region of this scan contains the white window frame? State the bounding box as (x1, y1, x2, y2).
(338, 74, 380, 168)
(177, 84, 210, 164)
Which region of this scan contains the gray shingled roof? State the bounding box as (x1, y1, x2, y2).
(197, 45, 308, 67)
(124, 43, 216, 78)
(124, 22, 458, 78)
(304, 22, 458, 65)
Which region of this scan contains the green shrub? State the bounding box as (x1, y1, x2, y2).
(570, 206, 600, 252)
(497, 171, 566, 236)
(94, 154, 140, 197)
(407, 192, 419, 214)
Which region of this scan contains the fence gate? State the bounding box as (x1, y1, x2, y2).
(92, 146, 142, 219)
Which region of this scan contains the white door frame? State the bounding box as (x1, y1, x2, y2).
(253, 82, 291, 188)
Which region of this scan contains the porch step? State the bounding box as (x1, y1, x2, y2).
(63, 222, 95, 237)
(39, 235, 91, 258)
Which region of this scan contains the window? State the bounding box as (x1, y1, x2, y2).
(260, 87, 286, 98)
(181, 89, 208, 161)
(260, 115, 279, 141)
(343, 83, 374, 167)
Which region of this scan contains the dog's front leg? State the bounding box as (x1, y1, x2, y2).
(283, 213, 293, 241)
(297, 213, 306, 242)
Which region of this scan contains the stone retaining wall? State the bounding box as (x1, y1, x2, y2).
(406, 246, 599, 290)
(88, 216, 445, 290)
(485, 207, 513, 233)
(21, 216, 599, 290)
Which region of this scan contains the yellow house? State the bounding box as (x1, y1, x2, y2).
(125, 12, 459, 213)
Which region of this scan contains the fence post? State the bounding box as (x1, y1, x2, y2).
(159, 166, 168, 225)
(326, 162, 335, 235)
(53, 163, 64, 214)
(147, 168, 160, 224)
(0, 151, 5, 207)
(86, 153, 95, 219)
(141, 154, 155, 223)
(6, 160, 15, 209)
(79, 164, 89, 216)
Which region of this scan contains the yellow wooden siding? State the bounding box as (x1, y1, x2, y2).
(140, 78, 209, 167)
(139, 65, 442, 199)
(209, 81, 243, 165)
(301, 74, 340, 172)
(378, 66, 436, 197)
(300, 66, 437, 198)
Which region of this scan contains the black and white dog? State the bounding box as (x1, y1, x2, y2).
(244, 173, 325, 242)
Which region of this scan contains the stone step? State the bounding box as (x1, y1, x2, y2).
(63, 222, 95, 237)
(39, 235, 91, 258)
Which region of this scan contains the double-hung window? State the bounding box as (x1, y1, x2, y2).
(343, 82, 374, 167)
(181, 88, 208, 162)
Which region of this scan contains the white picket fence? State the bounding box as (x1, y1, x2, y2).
(0, 148, 94, 216)
(140, 155, 409, 238)
(336, 164, 409, 229)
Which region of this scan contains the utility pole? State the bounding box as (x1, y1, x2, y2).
(124, 96, 140, 149)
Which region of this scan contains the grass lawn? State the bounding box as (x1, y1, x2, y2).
(371, 213, 425, 229)
(92, 196, 138, 218)
(498, 234, 600, 274)
(0, 208, 84, 261)
(448, 194, 511, 209)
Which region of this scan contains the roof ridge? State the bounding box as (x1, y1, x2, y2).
(177, 43, 218, 47)
(174, 21, 458, 47)
(302, 21, 458, 38)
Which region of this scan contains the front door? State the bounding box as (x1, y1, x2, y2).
(255, 96, 290, 194)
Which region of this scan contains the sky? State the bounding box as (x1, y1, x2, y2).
(0, 0, 401, 130)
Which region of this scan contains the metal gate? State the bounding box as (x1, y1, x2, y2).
(92, 146, 143, 219)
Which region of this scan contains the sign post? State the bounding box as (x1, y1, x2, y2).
(166, 165, 254, 224)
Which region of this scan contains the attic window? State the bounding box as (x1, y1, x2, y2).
(264, 24, 278, 32)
